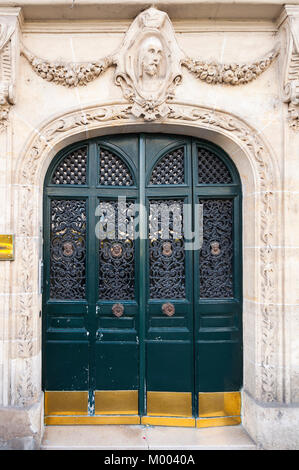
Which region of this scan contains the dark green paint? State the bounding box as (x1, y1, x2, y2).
(42, 134, 243, 417)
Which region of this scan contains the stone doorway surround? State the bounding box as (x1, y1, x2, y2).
(0, 1, 298, 450)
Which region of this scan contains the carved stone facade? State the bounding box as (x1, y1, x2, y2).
(0, 0, 298, 451)
(0, 9, 20, 131)
(280, 6, 299, 129)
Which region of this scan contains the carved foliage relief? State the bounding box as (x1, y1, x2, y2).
(0, 16, 18, 131)
(21, 7, 279, 122)
(282, 9, 299, 130)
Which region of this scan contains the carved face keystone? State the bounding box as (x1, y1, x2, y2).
(140, 37, 163, 77)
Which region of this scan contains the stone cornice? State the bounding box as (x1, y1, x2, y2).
(0, 0, 293, 22)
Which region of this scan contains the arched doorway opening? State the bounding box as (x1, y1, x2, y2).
(42, 133, 242, 427)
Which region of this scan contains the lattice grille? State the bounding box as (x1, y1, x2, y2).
(52, 147, 87, 185)
(149, 199, 185, 299)
(198, 147, 232, 184)
(98, 200, 135, 300)
(99, 148, 134, 186)
(150, 147, 185, 185)
(199, 199, 233, 298)
(50, 199, 87, 300)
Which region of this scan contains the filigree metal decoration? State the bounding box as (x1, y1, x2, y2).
(162, 302, 175, 317)
(199, 199, 233, 298)
(21, 7, 279, 122)
(50, 199, 87, 300)
(99, 200, 135, 300)
(149, 199, 185, 299)
(112, 303, 124, 318)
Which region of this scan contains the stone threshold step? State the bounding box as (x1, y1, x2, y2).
(41, 424, 257, 450)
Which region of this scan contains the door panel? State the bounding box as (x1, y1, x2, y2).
(143, 137, 194, 419)
(43, 134, 242, 426)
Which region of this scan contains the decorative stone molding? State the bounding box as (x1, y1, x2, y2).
(0, 10, 21, 132)
(112, 7, 185, 120)
(182, 49, 279, 86)
(21, 7, 279, 121)
(21, 46, 114, 87)
(280, 6, 299, 129)
(16, 100, 279, 404)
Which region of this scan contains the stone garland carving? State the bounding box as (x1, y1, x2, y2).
(282, 11, 299, 130)
(182, 49, 279, 86)
(21, 46, 114, 87)
(21, 7, 279, 122)
(18, 101, 277, 403)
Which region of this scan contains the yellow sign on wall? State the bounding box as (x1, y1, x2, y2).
(0, 235, 14, 260)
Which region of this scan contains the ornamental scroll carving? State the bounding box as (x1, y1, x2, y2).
(281, 7, 299, 130)
(21, 7, 279, 122)
(0, 14, 19, 132)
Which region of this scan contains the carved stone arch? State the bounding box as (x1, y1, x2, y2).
(12, 100, 281, 415)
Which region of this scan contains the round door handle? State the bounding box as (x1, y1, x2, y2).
(162, 302, 175, 317)
(112, 303, 124, 317)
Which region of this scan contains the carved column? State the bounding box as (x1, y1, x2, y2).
(280, 6, 299, 129)
(278, 5, 299, 405)
(0, 8, 21, 408)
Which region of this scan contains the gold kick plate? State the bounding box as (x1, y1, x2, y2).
(197, 392, 241, 428)
(44, 391, 241, 427)
(94, 390, 138, 415)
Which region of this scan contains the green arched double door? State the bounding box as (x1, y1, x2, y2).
(43, 134, 243, 427)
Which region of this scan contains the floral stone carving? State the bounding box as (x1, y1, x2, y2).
(0, 17, 19, 131)
(281, 8, 299, 130)
(21, 7, 279, 122)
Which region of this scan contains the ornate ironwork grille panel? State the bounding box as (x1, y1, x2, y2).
(149, 199, 185, 299)
(99, 148, 134, 186)
(150, 147, 185, 185)
(50, 199, 87, 299)
(198, 147, 232, 184)
(199, 199, 233, 298)
(98, 200, 136, 300)
(51, 146, 87, 185)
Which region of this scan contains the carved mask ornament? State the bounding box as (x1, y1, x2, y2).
(113, 7, 185, 120)
(62, 241, 74, 257)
